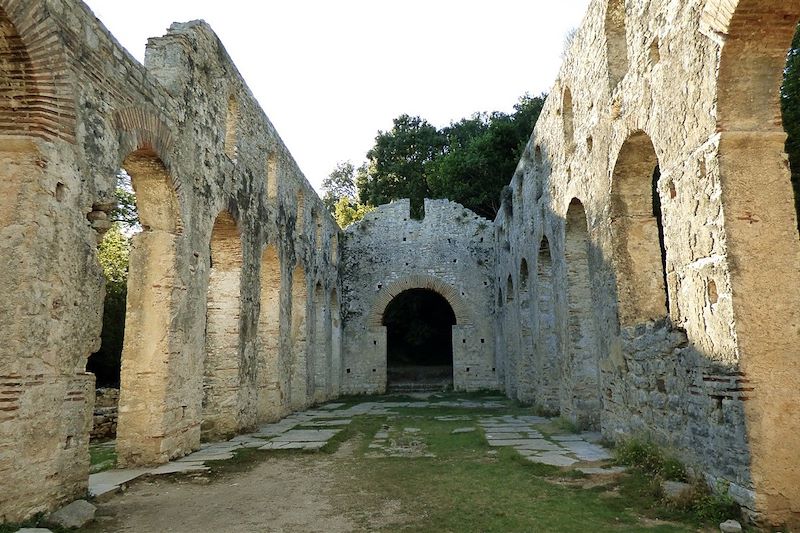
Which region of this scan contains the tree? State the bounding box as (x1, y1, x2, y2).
(87, 222, 130, 386)
(354, 94, 545, 220)
(358, 115, 446, 219)
(781, 22, 800, 231)
(111, 170, 140, 232)
(333, 197, 375, 228)
(322, 161, 359, 211)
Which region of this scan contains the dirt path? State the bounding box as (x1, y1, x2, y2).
(89, 445, 368, 533)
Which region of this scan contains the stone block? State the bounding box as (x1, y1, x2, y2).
(47, 500, 96, 529)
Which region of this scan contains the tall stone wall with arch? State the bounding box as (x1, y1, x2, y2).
(1, 0, 800, 528)
(340, 199, 498, 394)
(0, 0, 341, 521)
(494, 0, 800, 525)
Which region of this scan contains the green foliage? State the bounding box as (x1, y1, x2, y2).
(89, 443, 118, 473)
(110, 170, 140, 232)
(87, 222, 131, 387)
(614, 439, 741, 526)
(356, 93, 546, 220)
(322, 161, 360, 211)
(782, 22, 800, 231)
(358, 114, 445, 219)
(333, 197, 374, 228)
(614, 439, 685, 481)
(667, 480, 740, 525)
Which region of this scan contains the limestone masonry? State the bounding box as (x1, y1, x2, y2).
(0, 0, 798, 528)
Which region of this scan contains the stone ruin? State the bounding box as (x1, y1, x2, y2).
(0, 0, 798, 527)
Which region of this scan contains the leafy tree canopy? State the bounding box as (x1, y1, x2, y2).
(782, 22, 800, 231)
(334, 197, 375, 229)
(351, 93, 545, 220)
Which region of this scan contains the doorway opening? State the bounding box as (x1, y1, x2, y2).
(383, 288, 455, 391)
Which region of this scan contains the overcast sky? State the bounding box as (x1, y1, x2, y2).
(83, 0, 591, 193)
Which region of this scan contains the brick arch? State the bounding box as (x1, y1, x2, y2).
(114, 107, 176, 172)
(713, 0, 799, 132)
(367, 274, 472, 327)
(0, 1, 76, 141)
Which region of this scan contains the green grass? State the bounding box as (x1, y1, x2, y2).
(331, 413, 692, 532)
(613, 438, 741, 527)
(78, 395, 735, 532)
(89, 443, 117, 473)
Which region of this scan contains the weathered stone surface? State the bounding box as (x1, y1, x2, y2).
(661, 481, 693, 501)
(719, 519, 742, 533)
(47, 500, 96, 529)
(340, 199, 497, 393)
(1, 0, 800, 528)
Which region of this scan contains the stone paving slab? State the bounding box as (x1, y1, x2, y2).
(304, 419, 351, 427)
(578, 466, 627, 475)
(88, 469, 150, 497)
(559, 441, 613, 461)
(271, 429, 340, 442)
(552, 435, 584, 442)
(524, 453, 579, 467)
(147, 462, 210, 475)
(516, 439, 563, 451)
(452, 427, 476, 434)
(320, 403, 346, 410)
(485, 432, 526, 439)
(177, 452, 234, 462)
(487, 439, 542, 447)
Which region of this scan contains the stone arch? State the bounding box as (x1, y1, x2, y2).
(289, 264, 309, 409)
(116, 148, 187, 466)
(266, 150, 278, 199)
(562, 86, 575, 150)
(295, 189, 305, 235)
(610, 130, 669, 326)
(113, 107, 176, 170)
(713, 1, 800, 523)
(329, 288, 342, 397)
(312, 280, 331, 402)
(314, 210, 323, 252)
(516, 256, 535, 403)
(605, 0, 629, 91)
(505, 274, 514, 302)
(224, 92, 239, 160)
(202, 210, 243, 439)
(519, 258, 530, 297)
(367, 274, 472, 327)
(536, 236, 560, 412)
(563, 199, 601, 429)
(0, 2, 75, 141)
(256, 243, 282, 422)
(715, 1, 798, 132)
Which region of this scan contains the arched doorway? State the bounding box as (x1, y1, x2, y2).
(563, 199, 601, 429)
(383, 288, 456, 391)
(203, 210, 243, 439)
(115, 149, 184, 465)
(610, 131, 669, 326)
(714, 1, 800, 523)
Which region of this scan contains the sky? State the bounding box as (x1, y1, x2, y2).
(83, 0, 591, 193)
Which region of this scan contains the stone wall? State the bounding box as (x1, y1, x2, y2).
(493, 0, 800, 525)
(2, 0, 800, 528)
(340, 199, 498, 394)
(0, 0, 341, 522)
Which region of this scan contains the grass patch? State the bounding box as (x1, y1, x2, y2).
(615, 439, 686, 481)
(331, 413, 690, 532)
(89, 443, 117, 473)
(204, 447, 274, 475)
(613, 438, 741, 527)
